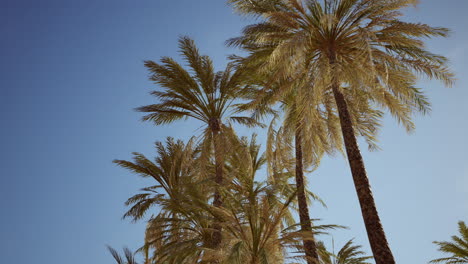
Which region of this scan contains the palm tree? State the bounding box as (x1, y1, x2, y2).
(114, 137, 212, 263)
(318, 239, 372, 264)
(430, 221, 468, 264)
(227, 1, 454, 263)
(271, 100, 340, 264)
(234, 62, 380, 264)
(136, 36, 260, 248)
(247, 84, 341, 264)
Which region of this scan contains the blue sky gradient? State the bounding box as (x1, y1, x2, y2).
(0, 1, 467, 263)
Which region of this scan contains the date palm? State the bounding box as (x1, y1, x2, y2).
(233, 61, 381, 264)
(136, 36, 260, 248)
(227, 0, 454, 263)
(430, 221, 468, 264)
(114, 137, 213, 263)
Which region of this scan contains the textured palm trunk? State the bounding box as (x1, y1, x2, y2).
(295, 125, 320, 264)
(210, 118, 223, 255)
(331, 83, 396, 264)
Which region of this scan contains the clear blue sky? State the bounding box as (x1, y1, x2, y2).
(0, 1, 466, 263)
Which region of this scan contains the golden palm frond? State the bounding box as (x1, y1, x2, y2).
(430, 221, 468, 264)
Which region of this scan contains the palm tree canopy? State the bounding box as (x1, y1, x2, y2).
(114, 134, 342, 264)
(137, 36, 261, 132)
(430, 221, 468, 264)
(113, 137, 204, 222)
(228, 0, 454, 133)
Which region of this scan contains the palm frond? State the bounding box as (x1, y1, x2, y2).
(431, 221, 468, 263)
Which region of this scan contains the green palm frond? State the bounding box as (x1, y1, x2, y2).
(334, 239, 373, 264)
(430, 221, 468, 264)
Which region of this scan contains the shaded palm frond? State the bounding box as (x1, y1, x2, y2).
(107, 246, 139, 264)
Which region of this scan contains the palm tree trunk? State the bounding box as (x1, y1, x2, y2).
(211, 119, 223, 251)
(331, 83, 396, 264)
(295, 125, 320, 264)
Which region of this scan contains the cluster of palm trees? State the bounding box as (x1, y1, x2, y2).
(109, 0, 460, 263)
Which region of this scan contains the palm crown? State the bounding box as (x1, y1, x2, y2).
(137, 36, 259, 134)
(228, 0, 454, 130)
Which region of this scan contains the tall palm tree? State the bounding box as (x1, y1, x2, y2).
(136, 36, 260, 248)
(430, 221, 468, 264)
(227, 0, 454, 263)
(249, 84, 342, 264)
(268, 99, 341, 264)
(234, 63, 380, 264)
